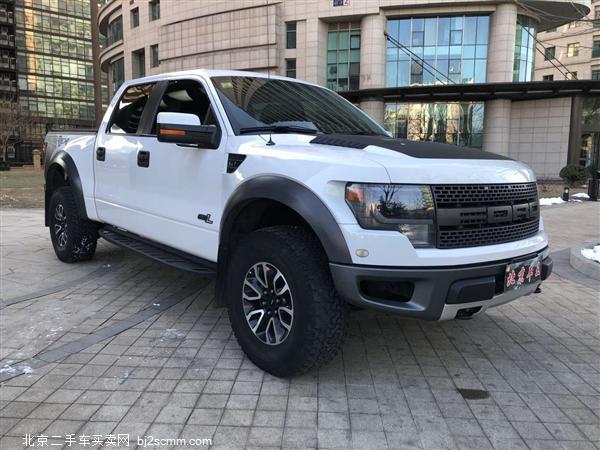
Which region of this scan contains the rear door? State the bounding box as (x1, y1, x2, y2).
(116, 77, 228, 261)
(94, 82, 159, 228)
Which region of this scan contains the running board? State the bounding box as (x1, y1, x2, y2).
(99, 226, 216, 276)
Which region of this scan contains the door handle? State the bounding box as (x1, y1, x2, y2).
(137, 150, 150, 168)
(96, 147, 105, 161)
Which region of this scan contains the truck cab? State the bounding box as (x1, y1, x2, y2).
(44, 69, 552, 376)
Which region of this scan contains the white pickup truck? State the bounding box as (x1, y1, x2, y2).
(44, 69, 552, 376)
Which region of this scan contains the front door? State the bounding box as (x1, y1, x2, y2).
(120, 77, 227, 261)
(94, 82, 158, 230)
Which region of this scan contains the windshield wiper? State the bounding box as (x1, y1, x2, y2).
(239, 125, 319, 135)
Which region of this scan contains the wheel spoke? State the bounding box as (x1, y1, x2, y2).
(243, 278, 262, 301)
(278, 307, 293, 331)
(246, 309, 265, 333)
(273, 271, 290, 295)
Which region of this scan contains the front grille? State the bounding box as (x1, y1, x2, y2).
(433, 183, 539, 249)
(438, 219, 540, 249)
(433, 183, 538, 207)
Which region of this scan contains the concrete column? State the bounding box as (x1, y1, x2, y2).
(360, 98, 384, 126)
(483, 99, 512, 156)
(487, 2, 518, 83)
(304, 18, 328, 86)
(483, 3, 517, 155)
(359, 13, 386, 126)
(360, 13, 386, 89)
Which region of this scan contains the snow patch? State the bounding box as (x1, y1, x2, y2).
(573, 193, 590, 199)
(0, 365, 16, 375)
(21, 366, 33, 375)
(539, 197, 565, 206)
(581, 245, 600, 263)
(160, 328, 185, 340)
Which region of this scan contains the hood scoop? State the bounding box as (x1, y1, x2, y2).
(310, 134, 512, 160)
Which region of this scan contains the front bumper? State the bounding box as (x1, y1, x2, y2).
(330, 247, 552, 320)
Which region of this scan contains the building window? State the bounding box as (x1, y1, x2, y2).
(542, 74, 554, 81)
(111, 57, 124, 94)
(544, 46, 555, 61)
(327, 22, 360, 91)
(384, 102, 485, 148)
(514, 15, 537, 82)
(150, 44, 159, 68)
(149, 0, 160, 21)
(286, 22, 296, 49)
(595, 8, 600, 28)
(593, 40, 600, 59)
(592, 70, 600, 80)
(567, 43, 579, 57)
(107, 16, 123, 46)
(285, 59, 296, 78)
(566, 71, 577, 80)
(131, 8, 139, 28)
(386, 15, 489, 87)
(132, 49, 145, 78)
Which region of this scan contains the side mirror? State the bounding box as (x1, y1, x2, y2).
(157, 112, 219, 148)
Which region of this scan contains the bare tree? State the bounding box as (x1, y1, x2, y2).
(0, 94, 32, 162)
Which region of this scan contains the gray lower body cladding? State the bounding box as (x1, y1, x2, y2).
(329, 248, 552, 320)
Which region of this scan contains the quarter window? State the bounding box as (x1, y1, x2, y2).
(108, 82, 155, 134)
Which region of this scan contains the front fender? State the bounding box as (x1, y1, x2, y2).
(220, 176, 352, 264)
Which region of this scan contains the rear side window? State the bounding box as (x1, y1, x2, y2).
(108, 83, 155, 134)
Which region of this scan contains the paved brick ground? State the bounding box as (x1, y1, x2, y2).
(0, 203, 598, 449)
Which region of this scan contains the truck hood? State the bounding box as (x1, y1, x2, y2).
(308, 134, 536, 184)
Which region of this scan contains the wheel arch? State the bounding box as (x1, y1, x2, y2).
(216, 176, 352, 304)
(44, 151, 87, 226)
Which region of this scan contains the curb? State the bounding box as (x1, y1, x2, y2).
(569, 243, 600, 281)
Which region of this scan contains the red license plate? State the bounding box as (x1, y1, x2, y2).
(504, 256, 542, 292)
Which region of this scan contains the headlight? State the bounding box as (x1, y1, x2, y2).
(345, 183, 436, 247)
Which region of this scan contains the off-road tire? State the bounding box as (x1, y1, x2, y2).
(226, 225, 348, 377)
(49, 186, 98, 263)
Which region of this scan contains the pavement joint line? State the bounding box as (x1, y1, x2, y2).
(0, 278, 211, 383)
(0, 260, 122, 309)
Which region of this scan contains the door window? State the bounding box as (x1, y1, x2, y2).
(151, 79, 219, 135)
(107, 82, 155, 134)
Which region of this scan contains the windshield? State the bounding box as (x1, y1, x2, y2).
(211, 76, 386, 136)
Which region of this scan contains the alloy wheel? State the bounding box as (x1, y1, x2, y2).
(242, 262, 294, 345)
(53, 203, 68, 248)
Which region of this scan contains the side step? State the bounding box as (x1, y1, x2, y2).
(99, 226, 216, 276)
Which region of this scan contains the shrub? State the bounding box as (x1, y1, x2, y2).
(559, 165, 589, 187)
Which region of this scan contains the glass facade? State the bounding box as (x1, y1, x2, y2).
(386, 16, 489, 87)
(112, 57, 124, 93)
(327, 22, 360, 91)
(14, 0, 95, 162)
(384, 102, 485, 148)
(107, 16, 122, 46)
(513, 15, 537, 82)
